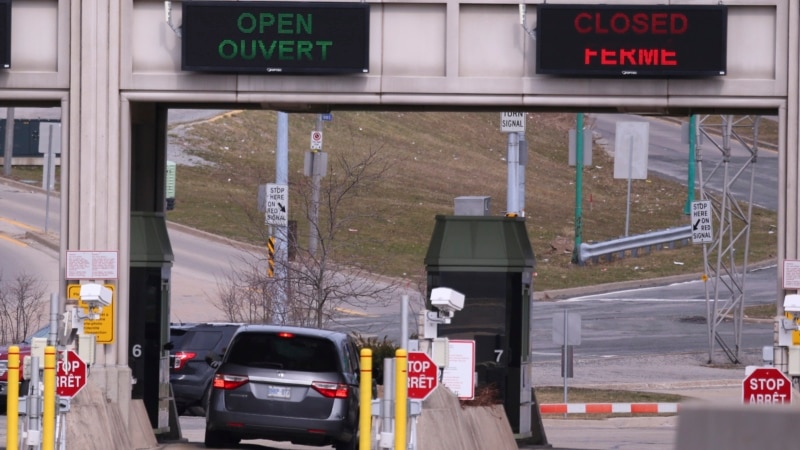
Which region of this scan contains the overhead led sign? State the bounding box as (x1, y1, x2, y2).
(181, 2, 369, 74)
(536, 5, 727, 77)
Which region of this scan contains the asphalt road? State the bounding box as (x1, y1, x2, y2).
(591, 114, 780, 211)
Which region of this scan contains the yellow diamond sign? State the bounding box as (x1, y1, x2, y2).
(67, 284, 115, 344)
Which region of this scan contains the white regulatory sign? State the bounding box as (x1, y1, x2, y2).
(310, 130, 323, 150)
(265, 183, 288, 227)
(500, 112, 526, 133)
(691, 200, 713, 244)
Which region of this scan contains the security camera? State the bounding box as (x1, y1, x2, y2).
(430, 287, 465, 317)
(79, 283, 113, 308)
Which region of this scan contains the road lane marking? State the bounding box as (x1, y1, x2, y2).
(0, 217, 40, 232)
(0, 232, 28, 247)
(561, 297, 706, 303)
(334, 306, 374, 317)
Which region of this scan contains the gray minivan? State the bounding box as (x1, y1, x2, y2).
(204, 325, 361, 450)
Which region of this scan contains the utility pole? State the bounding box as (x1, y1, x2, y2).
(3, 107, 14, 176)
(309, 115, 322, 256)
(683, 114, 697, 215)
(500, 111, 525, 216)
(571, 113, 584, 264)
(274, 111, 289, 324)
(517, 131, 527, 216)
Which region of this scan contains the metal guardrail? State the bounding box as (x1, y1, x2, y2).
(578, 225, 693, 264)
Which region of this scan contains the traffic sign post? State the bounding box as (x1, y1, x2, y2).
(57, 350, 88, 398)
(743, 367, 792, 404)
(407, 351, 438, 400)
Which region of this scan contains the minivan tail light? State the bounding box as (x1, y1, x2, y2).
(173, 351, 196, 370)
(213, 374, 249, 390)
(311, 381, 349, 399)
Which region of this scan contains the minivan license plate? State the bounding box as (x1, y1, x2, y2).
(267, 385, 291, 399)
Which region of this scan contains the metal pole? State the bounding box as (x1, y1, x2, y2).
(379, 358, 395, 449)
(48, 293, 59, 346)
(506, 132, 519, 215)
(28, 356, 41, 448)
(625, 135, 634, 236)
(401, 295, 409, 350)
(517, 131, 527, 216)
(562, 309, 568, 406)
(309, 115, 322, 256)
(683, 115, 697, 214)
(45, 127, 54, 233)
(571, 114, 584, 264)
(274, 112, 289, 324)
(3, 107, 14, 176)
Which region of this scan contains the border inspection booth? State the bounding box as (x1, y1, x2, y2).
(424, 214, 544, 442)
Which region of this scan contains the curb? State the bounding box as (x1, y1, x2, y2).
(539, 402, 679, 415)
(25, 230, 59, 252)
(534, 258, 778, 302)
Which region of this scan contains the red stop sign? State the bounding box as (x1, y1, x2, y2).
(407, 351, 438, 400)
(743, 367, 792, 404)
(57, 350, 88, 398)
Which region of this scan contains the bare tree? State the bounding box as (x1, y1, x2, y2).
(214, 135, 400, 329)
(0, 271, 47, 344)
(286, 143, 399, 328)
(215, 257, 280, 324)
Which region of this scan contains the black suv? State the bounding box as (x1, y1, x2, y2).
(169, 322, 242, 416)
(204, 325, 362, 450)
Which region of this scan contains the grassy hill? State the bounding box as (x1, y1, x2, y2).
(163, 110, 776, 292)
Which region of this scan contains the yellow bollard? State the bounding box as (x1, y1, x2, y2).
(394, 349, 408, 450)
(42, 346, 56, 450)
(359, 348, 372, 450)
(6, 345, 19, 450)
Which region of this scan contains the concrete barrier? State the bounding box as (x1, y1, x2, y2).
(675, 400, 800, 450)
(64, 383, 158, 450)
(417, 386, 519, 450)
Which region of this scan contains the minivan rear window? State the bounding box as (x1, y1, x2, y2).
(227, 332, 338, 372)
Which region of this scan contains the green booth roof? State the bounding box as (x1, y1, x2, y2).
(424, 215, 534, 272)
(130, 212, 174, 266)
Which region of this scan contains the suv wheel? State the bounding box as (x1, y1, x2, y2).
(204, 424, 239, 448)
(334, 424, 359, 450)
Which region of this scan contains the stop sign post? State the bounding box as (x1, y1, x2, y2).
(57, 350, 88, 398)
(407, 351, 438, 400)
(743, 367, 792, 404)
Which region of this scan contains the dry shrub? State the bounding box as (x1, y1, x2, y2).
(460, 383, 501, 408)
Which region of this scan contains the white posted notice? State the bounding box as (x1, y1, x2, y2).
(783, 260, 800, 290)
(441, 340, 475, 400)
(66, 251, 119, 280)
